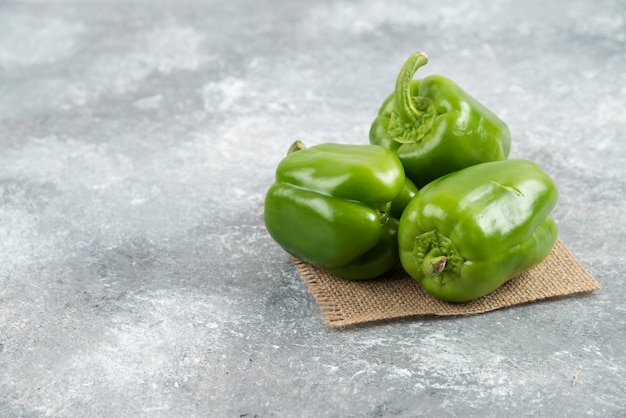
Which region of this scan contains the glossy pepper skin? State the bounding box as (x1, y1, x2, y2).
(370, 52, 511, 188)
(398, 159, 558, 302)
(264, 142, 409, 280)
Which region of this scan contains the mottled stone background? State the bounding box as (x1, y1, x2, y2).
(1, 0, 625, 416)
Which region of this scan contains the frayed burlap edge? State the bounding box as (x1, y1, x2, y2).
(292, 238, 600, 327)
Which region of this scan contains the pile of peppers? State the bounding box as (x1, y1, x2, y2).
(264, 52, 558, 303)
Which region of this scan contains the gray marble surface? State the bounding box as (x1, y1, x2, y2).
(1, 0, 625, 416)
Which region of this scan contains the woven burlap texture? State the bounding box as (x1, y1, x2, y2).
(293, 238, 600, 327)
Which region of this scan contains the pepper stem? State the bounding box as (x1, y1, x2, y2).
(422, 254, 448, 276)
(287, 140, 306, 155)
(413, 230, 462, 280)
(394, 52, 429, 124)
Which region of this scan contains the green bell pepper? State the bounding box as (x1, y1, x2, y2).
(370, 51, 511, 188)
(264, 141, 409, 280)
(398, 159, 558, 302)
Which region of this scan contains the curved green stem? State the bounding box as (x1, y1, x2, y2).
(394, 52, 429, 124)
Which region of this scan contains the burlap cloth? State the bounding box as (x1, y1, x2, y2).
(292, 238, 600, 327)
